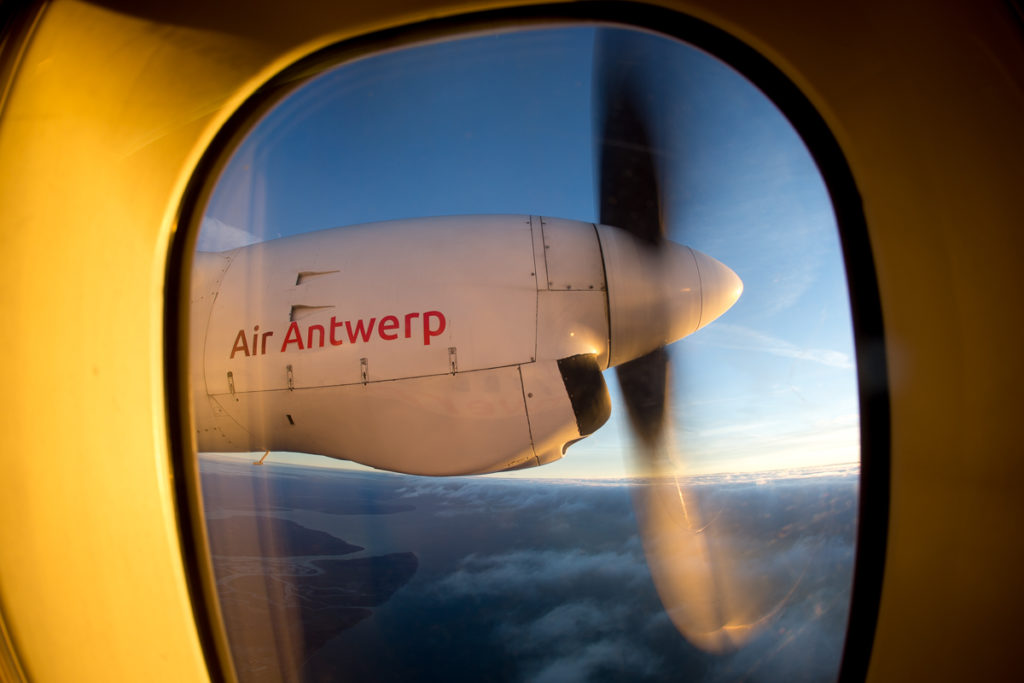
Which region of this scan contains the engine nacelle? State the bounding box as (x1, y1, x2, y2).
(190, 215, 740, 474)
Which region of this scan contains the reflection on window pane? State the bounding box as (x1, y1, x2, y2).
(192, 26, 859, 682)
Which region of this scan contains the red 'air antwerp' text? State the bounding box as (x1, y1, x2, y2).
(229, 310, 446, 359)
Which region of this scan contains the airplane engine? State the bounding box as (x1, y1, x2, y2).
(190, 214, 739, 474)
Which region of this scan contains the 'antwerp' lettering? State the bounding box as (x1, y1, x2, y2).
(330, 317, 345, 346)
(346, 318, 377, 343)
(379, 315, 400, 341)
(280, 322, 305, 352)
(423, 311, 446, 345)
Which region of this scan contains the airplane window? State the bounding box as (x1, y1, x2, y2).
(190, 25, 860, 682)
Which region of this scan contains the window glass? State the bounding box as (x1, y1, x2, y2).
(194, 26, 858, 682)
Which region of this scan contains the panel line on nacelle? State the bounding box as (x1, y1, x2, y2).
(207, 358, 543, 396)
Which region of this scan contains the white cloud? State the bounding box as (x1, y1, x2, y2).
(433, 545, 650, 598)
(528, 638, 660, 683)
(493, 599, 664, 681)
(395, 478, 607, 517)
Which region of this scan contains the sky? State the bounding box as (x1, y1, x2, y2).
(198, 26, 859, 479)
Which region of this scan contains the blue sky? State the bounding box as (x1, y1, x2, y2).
(200, 26, 858, 478)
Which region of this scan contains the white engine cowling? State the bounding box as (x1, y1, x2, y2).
(190, 215, 740, 474)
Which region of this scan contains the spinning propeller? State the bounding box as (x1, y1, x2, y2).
(594, 28, 776, 652)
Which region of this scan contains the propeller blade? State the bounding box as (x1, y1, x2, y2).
(595, 29, 662, 245)
(595, 27, 671, 462)
(595, 25, 674, 469)
(615, 347, 669, 450)
(593, 28, 777, 652)
(630, 433, 792, 653)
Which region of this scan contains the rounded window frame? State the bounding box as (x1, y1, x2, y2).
(166, 5, 889, 681)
